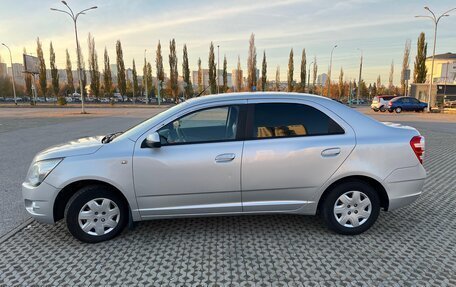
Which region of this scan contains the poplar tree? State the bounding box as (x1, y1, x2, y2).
(222, 55, 227, 93)
(182, 44, 193, 97)
(103, 48, 113, 96)
(132, 59, 138, 98)
(36, 37, 47, 100)
(208, 42, 216, 94)
(169, 39, 178, 101)
(146, 62, 153, 96)
(156, 41, 164, 92)
(400, 40, 411, 95)
(247, 33, 257, 91)
(65, 49, 74, 93)
(24, 48, 32, 97)
(388, 60, 394, 92)
(338, 68, 344, 99)
(275, 66, 280, 91)
(312, 57, 318, 92)
(414, 32, 427, 83)
(261, 51, 267, 91)
(236, 56, 242, 92)
(197, 57, 202, 92)
(88, 33, 100, 98)
(50, 41, 59, 97)
(300, 48, 306, 91)
(116, 40, 126, 96)
(287, 48, 294, 92)
(77, 47, 87, 96)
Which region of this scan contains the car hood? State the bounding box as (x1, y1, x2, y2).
(34, 136, 104, 162)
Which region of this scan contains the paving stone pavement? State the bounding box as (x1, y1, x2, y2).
(0, 122, 455, 286)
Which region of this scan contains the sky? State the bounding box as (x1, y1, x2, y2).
(0, 0, 455, 84)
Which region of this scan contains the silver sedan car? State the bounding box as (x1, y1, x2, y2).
(22, 93, 426, 243)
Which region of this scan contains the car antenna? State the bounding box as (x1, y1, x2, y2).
(195, 85, 209, 98)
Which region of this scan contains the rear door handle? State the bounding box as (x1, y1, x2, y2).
(321, 148, 341, 157)
(215, 153, 236, 163)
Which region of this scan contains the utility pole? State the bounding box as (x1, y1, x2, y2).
(1, 43, 17, 105)
(327, 45, 337, 98)
(357, 48, 363, 103)
(51, 1, 97, 114)
(415, 6, 456, 111)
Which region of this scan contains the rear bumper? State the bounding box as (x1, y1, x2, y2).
(22, 181, 59, 224)
(384, 165, 426, 211)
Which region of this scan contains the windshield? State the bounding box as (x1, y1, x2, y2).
(111, 103, 187, 142)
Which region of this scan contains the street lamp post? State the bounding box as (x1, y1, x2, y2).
(415, 6, 456, 112)
(1, 43, 17, 105)
(144, 49, 148, 104)
(357, 48, 363, 103)
(51, 1, 97, 114)
(327, 45, 337, 98)
(217, 45, 220, 94)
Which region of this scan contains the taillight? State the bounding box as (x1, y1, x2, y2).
(388, 101, 392, 106)
(410, 136, 425, 164)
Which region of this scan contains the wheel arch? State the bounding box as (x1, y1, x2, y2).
(53, 179, 130, 222)
(317, 175, 389, 213)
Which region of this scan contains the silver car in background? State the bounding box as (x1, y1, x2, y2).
(22, 93, 426, 243)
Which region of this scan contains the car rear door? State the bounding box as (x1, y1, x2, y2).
(241, 99, 356, 212)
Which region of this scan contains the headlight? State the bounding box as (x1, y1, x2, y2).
(26, 158, 63, 187)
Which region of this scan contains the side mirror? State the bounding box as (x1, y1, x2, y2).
(141, 132, 161, 148)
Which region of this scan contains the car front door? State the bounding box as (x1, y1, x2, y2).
(241, 100, 356, 212)
(133, 103, 246, 218)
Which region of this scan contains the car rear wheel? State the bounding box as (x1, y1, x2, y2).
(321, 181, 380, 235)
(65, 185, 128, 243)
(379, 106, 386, 112)
(395, 107, 402, 113)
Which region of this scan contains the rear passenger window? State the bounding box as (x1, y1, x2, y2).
(252, 103, 344, 139)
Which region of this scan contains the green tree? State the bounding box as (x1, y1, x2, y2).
(169, 39, 179, 101)
(23, 48, 32, 97)
(182, 44, 193, 98)
(414, 32, 427, 84)
(36, 37, 47, 100)
(261, 51, 267, 91)
(77, 47, 87, 96)
(103, 48, 113, 97)
(208, 42, 216, 94)
(49, 41, 59, 97)
(222, 55, 228, 93)
(132, 59, 138, 98)
(338, 68, 344, 99)
(247, 33, 257, 91)
(300, 48, 306, 91)
(197, 57, 202, 92)
(287, 48, 294, 92)
(65, 49, 74, 93)
(156, 40, 164, 93)
(116, 40, 126, 96)
(88, 34, 100, 98)
(146, 62, 153, 97)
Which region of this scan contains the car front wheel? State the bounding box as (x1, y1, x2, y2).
(395, 107, 402, 113)
(321, 181, 380, 235)
(65, 185, 128, 243)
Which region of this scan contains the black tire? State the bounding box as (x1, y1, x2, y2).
(65, 185, 128, 243)
(395, 107, 402, 113)
(321, 180, 380, 235)
(388, 109, 394, 113)
(379, 106, 386, 112)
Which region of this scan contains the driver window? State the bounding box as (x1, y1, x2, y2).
(157, 106, 239, 145)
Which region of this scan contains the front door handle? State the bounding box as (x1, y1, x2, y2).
(215, 153, 236, 163)
(321, 148, 341, 157)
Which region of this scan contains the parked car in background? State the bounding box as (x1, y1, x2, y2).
(388, 96, 428, 113)
(371, 95, 396, 112)
(22, 92, 426, 243)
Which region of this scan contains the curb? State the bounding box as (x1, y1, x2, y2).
(0, 218, 34, 245)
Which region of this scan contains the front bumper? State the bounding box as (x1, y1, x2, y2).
(22, 181, 60, 224)
(384, 164, 426, 210)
